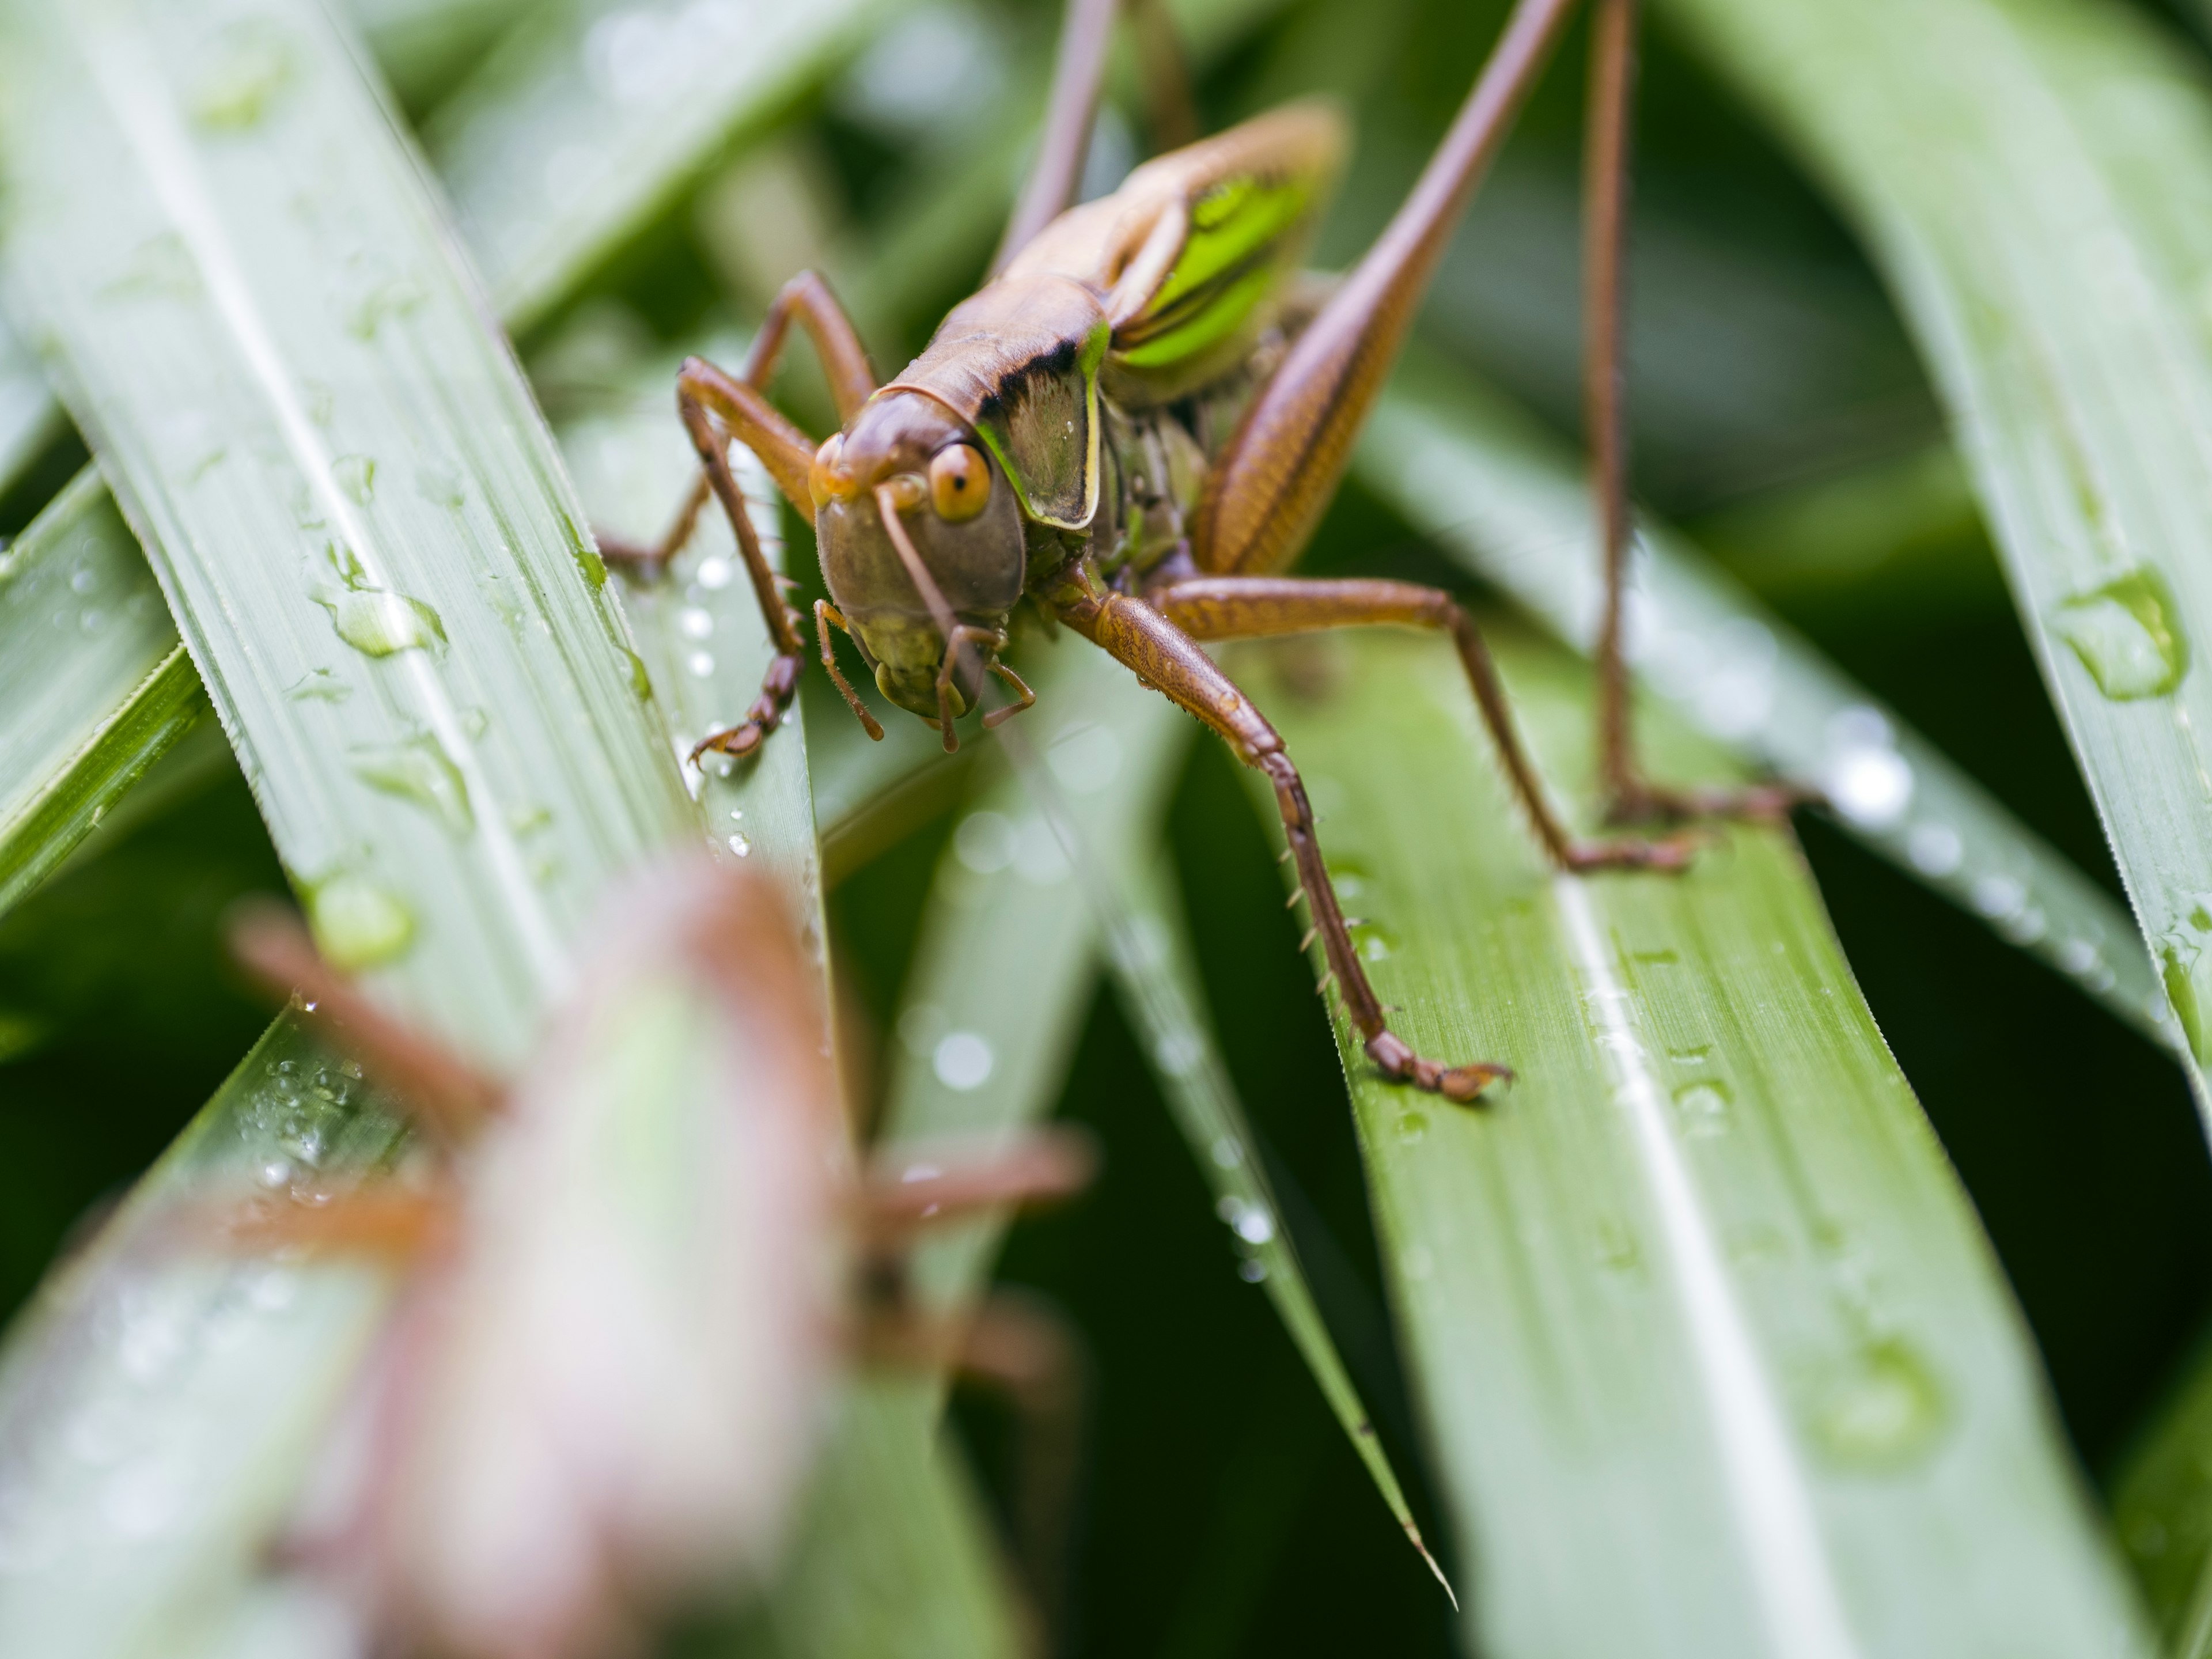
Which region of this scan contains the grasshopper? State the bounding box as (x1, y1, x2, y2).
(608, 0, 1796, 1104)
(221, 862, 1092, 1659)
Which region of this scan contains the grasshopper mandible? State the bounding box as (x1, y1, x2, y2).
(219, 862, 1092, 1659)
(608, 0, 1796, 1104)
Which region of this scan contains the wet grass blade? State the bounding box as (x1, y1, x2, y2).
(1657, 0, 2212, 1099)
(422, 0, 901, 335)
(1358, 365, 2164, 1043)
(0, 0, 699, 1648)
(0, 471, 209, 916)
(1236, 622, 2150, 1654)
(995, 709, 1453, 1594)
(559, 331, 1028, 1659)
(2112, 1333, 2212, 1655)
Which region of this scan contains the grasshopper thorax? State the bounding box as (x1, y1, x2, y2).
(811, 388, 1024, 721)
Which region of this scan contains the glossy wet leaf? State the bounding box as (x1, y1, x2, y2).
(423, 0, 900, 335)
(557, 327, 1026, 1659)
(1358, 365, 2164, 1044)
(1659, 0, 2212, 1099)
(0, 472, 209, 916)
(0, 0, 699, 1649)
(1238, 623, 2150, 1656)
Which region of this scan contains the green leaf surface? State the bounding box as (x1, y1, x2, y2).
(0, 307, 65, 499)
(423, 0, 900, 336)
(1358, 366, 2165, 1044)
(0, 0, 700, 1650)
(1657, 0, 2212, 1100)
(0, 470, 210, 916)
(2112, 1329, 2212, 1656)
(558, 326, 1027, 1659)
(1237, 623, 2149, 1656)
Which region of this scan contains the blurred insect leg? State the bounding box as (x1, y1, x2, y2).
(1149, 574, 1695, 873)
(816, 600, 885, 741)
(1578, 2, 1803, 825)
(1191, 0, 1579, 577)
(203, 1185, 457, 1262)
(862, 1124, 1099, 1242)
(228, 900, 503, 1143)
(993, 0, 1119, 276)
(1055, 578, 1506, 1101)
(599, 273, 874, 574)
(679, 358, 818, 762)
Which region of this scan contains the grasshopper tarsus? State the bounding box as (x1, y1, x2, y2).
(1367, 1031, 1512, 1106)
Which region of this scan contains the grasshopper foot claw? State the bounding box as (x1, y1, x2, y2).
(1368, 1033, 1512, 1105)
(688, 721, 767, 767)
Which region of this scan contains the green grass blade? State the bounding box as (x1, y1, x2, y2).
(2113, 1332, 2212, 1655)
(0, 470, 209, 915)
(0, 0, 699, 1648)
(422, 0, 899, 335)
(997, 718, 1453, 1592)
(1656, 0, 2212, 1098)
(1236, 623, 2150, 1654)
(558, 328, 1028, 1659)
(877, 646, 1187, 1318)
(1358, 365, 2165, 1043)
(0, 308, 65, 500)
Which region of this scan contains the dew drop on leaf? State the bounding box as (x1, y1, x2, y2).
(2054, 568, 2188, 700)
(308, 874, 416, 970)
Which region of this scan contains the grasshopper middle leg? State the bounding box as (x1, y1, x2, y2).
(1148, 574, 1694, 872)
(1052, 570, 1508, 1101)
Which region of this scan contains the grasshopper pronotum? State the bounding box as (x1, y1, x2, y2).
(608, 0, 1798, 1104)
(222, 864, 1092, 1658)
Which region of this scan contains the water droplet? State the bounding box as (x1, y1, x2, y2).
(1396, 1111, 1428, 1143)
(933, 1031, 994, 1090)
(2056, 937, 2103, 977)
(308, 875, 415, 970)
(1012, 815, 1070, 885)
(687, 650, 715, 679)
(461, 707, 490, 741)
(78, 607, 107, 634)
(697, 556, 734, 590)
(285, 668, 351, 703)
(349, 734, 474, 838)
(2164, 942, 2212, 1064)
(954, 809, 1016, 875)
(1047, 721, 1123, 794)
(2055, 569, 2188, 699)
(1806, 1339, 1947, 1471)
(332, 454, 375, 505)
(1153, 1029, 1203, 1076)
(69, 565, 97, 595)
(416, 466, 465, 509)
(1672, 1079, 1733, 1138)
(628, 650, 654, 701)
(1971, 873, 2027, 919)
(1630, 947, 1680, 966)
(1906, 823, 1962, 876)
(190, 24, 293, 130)
(256, 1157, 296, 1189)
(345, 275, 426, 340)
(727, 832, 752, 857)
(1824, 744, 1914, 831)
(1668, 1043, 1714, 1066)
(1210, 1135, 1243, 1169)
(679, 605, 714, 640)
(316, 585, 446, 657)
(1229, 1203, 1275, 1245)
(1238, 1258, 1268, 1283)
(1351, 919, 1398, 963)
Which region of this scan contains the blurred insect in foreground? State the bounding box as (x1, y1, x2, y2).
(604, 0, 1799, 1103)
(218, 861, 1093, 1659)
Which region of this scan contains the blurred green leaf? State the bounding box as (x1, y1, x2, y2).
(1660, 0, 2212, 1101)
(1236, 622, 2150, 1655)
(2113, 1328, 2212, 1655)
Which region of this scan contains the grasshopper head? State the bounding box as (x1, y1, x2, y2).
(810, 390, 1025, 722)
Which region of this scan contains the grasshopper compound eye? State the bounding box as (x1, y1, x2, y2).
(810, 434, 855, 507)
(929, 443, 990, 523)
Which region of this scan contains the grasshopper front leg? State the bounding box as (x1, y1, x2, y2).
(1052, 570, 1506, 1102)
